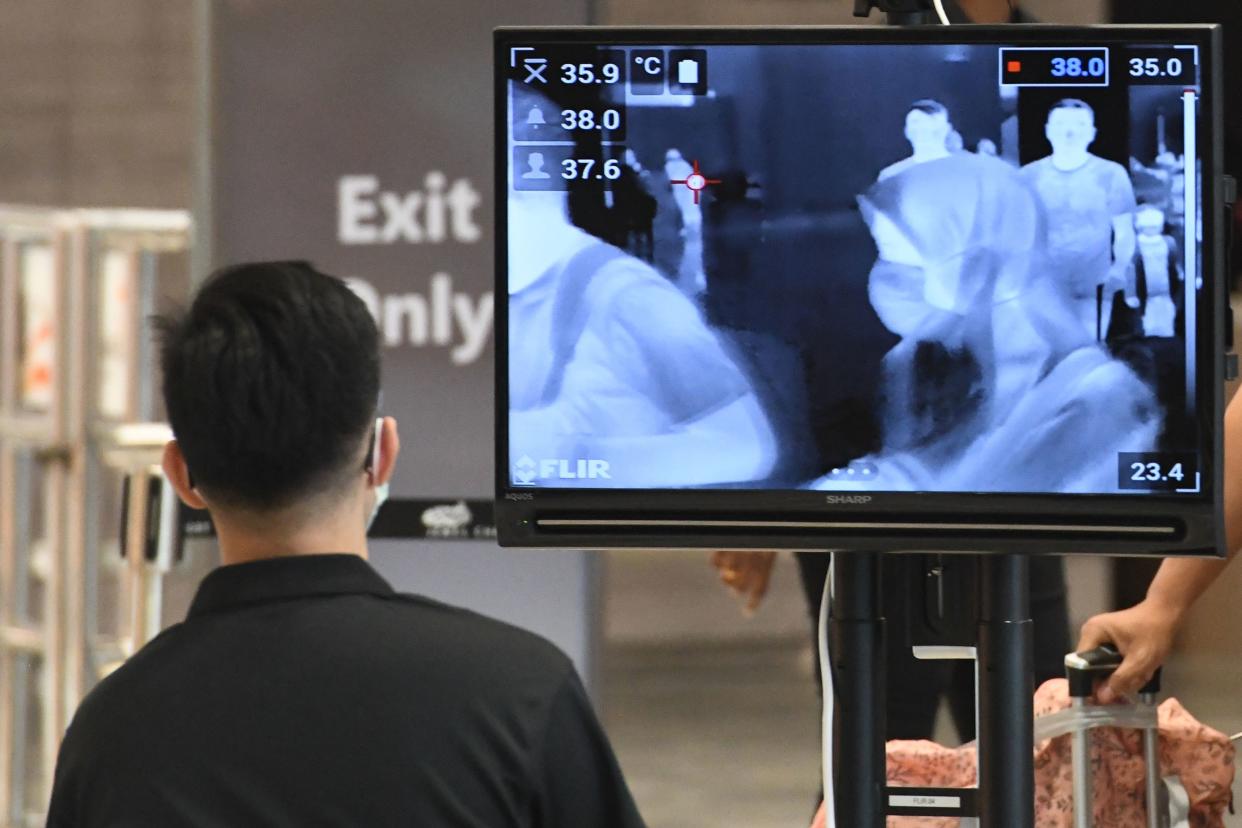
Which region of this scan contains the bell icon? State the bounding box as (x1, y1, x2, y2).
(525, 106, 546, 127)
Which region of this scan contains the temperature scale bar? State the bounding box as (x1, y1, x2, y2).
(1184, 87, 1198, 415)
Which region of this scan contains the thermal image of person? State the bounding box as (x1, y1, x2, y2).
(811, 152, 1159, 494)
(1134, 203, 1183, 338)
(878, 100, 954, 182)
(507, 185, 777, 488)
(1021, 99, 1138, 341)
(663, 148, 707, 295)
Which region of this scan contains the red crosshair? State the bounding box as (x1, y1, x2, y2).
(669, 159, 721, 205)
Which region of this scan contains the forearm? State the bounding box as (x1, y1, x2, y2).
(1145, 556, 1232, 619)
(1144, 391, 1242, 614)
(1112, 222, 1136, 269)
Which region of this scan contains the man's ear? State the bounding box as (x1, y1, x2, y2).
(162, 441, 208, 510)
(373, 416, 401, 487)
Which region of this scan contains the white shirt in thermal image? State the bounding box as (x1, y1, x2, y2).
(508, 225, 775, 488)
(1022, 154, 1137, 298)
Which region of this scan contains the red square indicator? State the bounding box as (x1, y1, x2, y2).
(1007, 60, 1023, 74)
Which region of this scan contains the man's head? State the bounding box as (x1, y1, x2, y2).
(904, 100, 952, 155)
(157, 262, 397, 537)
(1046, 99, 1097, 156)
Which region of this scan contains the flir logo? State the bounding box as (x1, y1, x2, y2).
(513, 455, 612, 485)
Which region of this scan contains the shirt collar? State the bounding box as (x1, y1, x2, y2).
(187, 554, 394, 619)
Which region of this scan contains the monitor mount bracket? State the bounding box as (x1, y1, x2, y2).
(854, 0, 937, 26)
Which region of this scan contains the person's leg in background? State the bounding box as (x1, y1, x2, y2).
(797, 553, 1071, 745)
(944, 556, 1070, 744)
(794, 553, 952, 740)
(1029, 556, 1072, 686)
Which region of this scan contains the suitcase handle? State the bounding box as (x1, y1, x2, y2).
(1065, 645, 1162, 699)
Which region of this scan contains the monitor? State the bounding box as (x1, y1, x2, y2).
(495, 25, 1229, 555)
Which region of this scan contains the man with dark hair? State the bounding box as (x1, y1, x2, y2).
(46, 262, 645, 827)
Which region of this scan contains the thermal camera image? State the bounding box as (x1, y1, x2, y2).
(503, 42, 1205, 494)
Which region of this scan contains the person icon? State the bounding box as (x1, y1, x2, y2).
(878, 99, 954, 181)
(1021, 99, 1137, 342)
(522, 151, 552, 180)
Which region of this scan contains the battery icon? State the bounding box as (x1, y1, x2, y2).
(677, 58, 700, 85)
(669, 49, 707, 95)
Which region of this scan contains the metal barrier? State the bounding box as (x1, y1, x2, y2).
(0, 206, 191, 827)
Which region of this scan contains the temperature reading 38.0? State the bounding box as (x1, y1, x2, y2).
(561, 108, 623, 132)
(1051, 55, 1106, 78)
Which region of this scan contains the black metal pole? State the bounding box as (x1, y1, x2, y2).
(977, 554, 1035, 828)
(830, 551, 886, 828)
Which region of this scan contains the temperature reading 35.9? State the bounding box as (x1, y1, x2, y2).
(560, 60, 622, 85)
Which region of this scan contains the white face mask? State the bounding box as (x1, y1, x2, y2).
(368, 481, 390, 531)
(366, 417, 389, 531)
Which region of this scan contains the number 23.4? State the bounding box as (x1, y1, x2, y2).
(1130, 461, 1184, 482)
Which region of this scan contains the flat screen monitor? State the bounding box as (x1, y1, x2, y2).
(495, 25, 1229, 556)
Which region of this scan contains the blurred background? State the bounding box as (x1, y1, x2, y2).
(0, 1, 1238, 827)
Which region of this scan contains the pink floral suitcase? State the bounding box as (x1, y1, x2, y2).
(881, 674, 1235, 827)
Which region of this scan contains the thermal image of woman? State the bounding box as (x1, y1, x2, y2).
(812, 153, 1161, 493)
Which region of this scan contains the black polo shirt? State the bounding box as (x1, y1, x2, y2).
(46, 554, 646, 828)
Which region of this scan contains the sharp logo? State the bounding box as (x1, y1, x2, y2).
(825, 495, 873, 505)
(512, 456, 612, 485)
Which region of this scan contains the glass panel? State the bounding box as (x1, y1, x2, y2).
(8, 449, 48, 628)
(90, 464, 128, 640)
(143, 248, 192, 423)
(83, 456, 132, 687)
(96, 248, 136, 421)
(16, 243, 56, 413)
(7, 652, 45, 826)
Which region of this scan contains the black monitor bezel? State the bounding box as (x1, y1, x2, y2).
(494, 24, 1227, 557)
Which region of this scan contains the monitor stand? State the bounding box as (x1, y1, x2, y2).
(852, 0, 937, 25)
(824, 6, 1033, 825)
(829, 552, 1035, 828)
